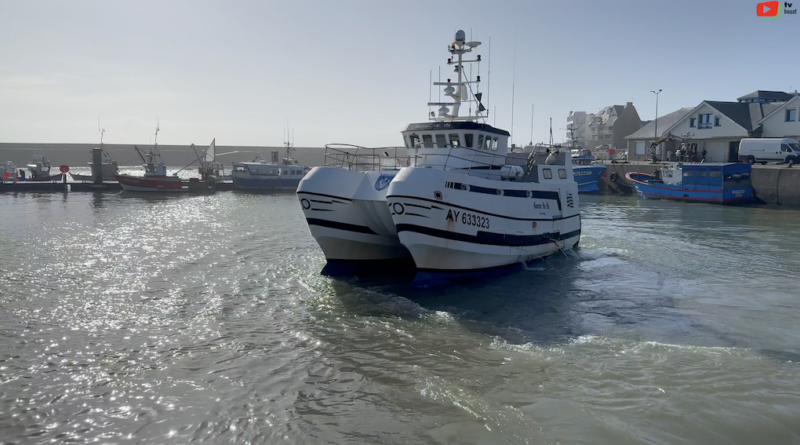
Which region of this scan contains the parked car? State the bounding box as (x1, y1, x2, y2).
(738, 138, 800, 165)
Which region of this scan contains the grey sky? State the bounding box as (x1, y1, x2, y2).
(1, 0, 797, 147)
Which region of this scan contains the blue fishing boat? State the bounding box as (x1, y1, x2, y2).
(626, 163, 753, 204)
(571, 148, 606, 192)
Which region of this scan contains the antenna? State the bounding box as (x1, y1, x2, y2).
(97, 118, 105, 145)
(493, 106, 496, 127)
(549, 117, 553, 146)
(510, 31, 517, 145)
(530, 104, 534, 145)
(487, 36, 491, 121)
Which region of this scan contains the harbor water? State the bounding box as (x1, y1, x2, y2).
(1, 192, 800, 444)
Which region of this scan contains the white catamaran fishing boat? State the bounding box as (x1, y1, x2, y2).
(298, 30, 581, 285)
(386, 30, 581, 286)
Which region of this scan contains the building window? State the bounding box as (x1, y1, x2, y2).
(714, 117, 721, 126)
(635, 141, 645, 155)
(786, 109, 797, 122)
(543, 168, 552, 179)
(698, 113, 713, 129)
(690, 118, 697, 128)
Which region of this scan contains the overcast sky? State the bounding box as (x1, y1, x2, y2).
(1, 0, 798, 147)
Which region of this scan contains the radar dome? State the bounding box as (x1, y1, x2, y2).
(455, 30, 465, 43)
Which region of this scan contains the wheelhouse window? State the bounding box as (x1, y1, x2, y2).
(477, 135, 484, 150)
(558, 169, 567, 179)
(543, 168, 552, 179)
(422, 134, 433, 148)
(464, 134, 474, 148)
(696, 170, 707, 177)
(786, 108, 797, 122)
(448, 134, 461, 148)
(709, 170, 721, 177)
(435, 134, 447, 148)
(484, 136, 493, 150)
(683, 170, 694, 177)
(406, 134, 420, 148)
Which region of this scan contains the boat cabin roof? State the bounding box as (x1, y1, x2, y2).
(403, 122, 510, 137)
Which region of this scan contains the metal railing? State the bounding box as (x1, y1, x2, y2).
(323, 144, 410, 172)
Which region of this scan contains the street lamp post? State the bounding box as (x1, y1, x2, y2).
(650, 89, 662, 161)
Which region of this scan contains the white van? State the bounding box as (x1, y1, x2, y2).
(738, 138, 800, 165)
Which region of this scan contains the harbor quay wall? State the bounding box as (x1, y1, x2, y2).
(599, 162, 800, 207)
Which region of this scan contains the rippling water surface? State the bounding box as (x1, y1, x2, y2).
(1, 191, 800, 444)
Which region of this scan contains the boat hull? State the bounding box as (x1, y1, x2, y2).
(115, 174, 188, 192)
(573, 164, 606, 193)
(626, 172, 753, 204)
(297, 167, 409, 270)
(232, 177, 301, 191)
(386, 167, 581, 287)
(25, 173, 64, 182)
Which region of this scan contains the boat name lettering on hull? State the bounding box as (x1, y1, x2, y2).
(533, 201, 551, 210)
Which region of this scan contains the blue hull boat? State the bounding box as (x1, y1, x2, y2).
(573, 164, 606, 193)
(626, 163, 753, 204)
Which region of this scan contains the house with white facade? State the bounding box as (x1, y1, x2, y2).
(755, 94, 800, 140)
(624, 108, 693, 162)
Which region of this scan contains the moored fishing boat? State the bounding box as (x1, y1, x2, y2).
(626, 162, 753, 204)
(25, 155, 64, 182)
(233, 135, 309, 191)
(69, 126, 119, 182)
(115, 125, 188, 192)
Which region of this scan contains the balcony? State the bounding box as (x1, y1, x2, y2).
(698, 122, 712, 129)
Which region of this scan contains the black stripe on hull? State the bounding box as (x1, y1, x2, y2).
(297, 191, 353, 201)
(306, 218, 377, 235)
(396, 224, 581, 247)
(387, 195, 579, 222)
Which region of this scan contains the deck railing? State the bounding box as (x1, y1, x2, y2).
(324, 143, 571, 181)
(323, 144, 410, 172)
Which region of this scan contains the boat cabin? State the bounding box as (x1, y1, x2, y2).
(231, 162, 307, 179)
(401, 122, 510, 171)
(680, 163, 751, 191)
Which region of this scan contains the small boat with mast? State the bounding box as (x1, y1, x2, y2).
(69, 123, 119, 182)
(231, 129, 309, 191)
(115, 124, 188, 192)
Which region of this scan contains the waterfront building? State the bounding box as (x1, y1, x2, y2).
(567, 102, 644, 153)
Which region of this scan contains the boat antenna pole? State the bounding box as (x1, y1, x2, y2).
(487, 36, 491, 122)
(530, 104, 534, 145)
(98, 118, 108, 158)
(510, 30, 517, 146)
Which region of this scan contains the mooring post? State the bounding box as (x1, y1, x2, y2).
(92, 148, 103, 185)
